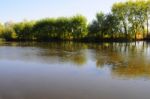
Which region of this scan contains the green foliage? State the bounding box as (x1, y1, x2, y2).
(102, 14, 120, 38)
(70, 15, 88, 39)
(1, 28, 16, 41)
(88, 12, 120, 40)
(1, 0, 150, 42)
(88, 12, 105, 39)
(87, 0, 150, 41)
(32, 18, 56, 41)
(14, 21, 35, 41)
(55, 17, 70, 40)
(111, 0, 150, 40)
(0, 23, 4, 37)
(32, 15, 87, 41)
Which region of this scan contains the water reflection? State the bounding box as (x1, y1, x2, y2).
(0, 41, 150, 79)
(1, 42, 150, 99)
(93, 42, 150, 79)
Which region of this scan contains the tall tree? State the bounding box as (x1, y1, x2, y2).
(70, 15, 88, 40)
(103, 14, 120, 39)
(112, 2, 129, 39)
(88, 12, 105, 39)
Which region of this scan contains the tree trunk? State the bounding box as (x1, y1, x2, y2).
(123, 21, 128, 39)
(147, 16, 149, 38)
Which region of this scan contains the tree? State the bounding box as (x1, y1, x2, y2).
(103, 14, 120, 39)
(146, 0, 150, 38)
(112, 0, 150, 40)
(32, 18, 56, 41)
(1, 28, 16, 41)
(55, 17, 70, 40)
(88, 12, 105, 40)
(127, 1, 147, 40)
(112, 2, 129, 39)
(0, 23, 3, 37)
(14, 21, 35, 41)
(70, 15, 88, 40)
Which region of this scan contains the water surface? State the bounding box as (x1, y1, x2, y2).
(0, 42, 150, 99)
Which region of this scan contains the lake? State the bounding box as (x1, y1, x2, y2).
(0, 41, 150, 99)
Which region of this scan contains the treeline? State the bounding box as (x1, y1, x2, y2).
(0, 0, 150, 42)
(88, 0, 150, 41)
(0, 15, 87, 41)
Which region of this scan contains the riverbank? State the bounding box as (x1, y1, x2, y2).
(2, 37, 150, 43)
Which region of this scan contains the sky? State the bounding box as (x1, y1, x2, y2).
(0, 0, 125, 23)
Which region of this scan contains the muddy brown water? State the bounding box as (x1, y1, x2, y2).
(0, 41, 150, 99)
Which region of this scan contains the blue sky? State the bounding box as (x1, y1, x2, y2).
(0, 0, 125, 23)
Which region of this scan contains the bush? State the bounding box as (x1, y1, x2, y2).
(1, 28, 16, 41)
